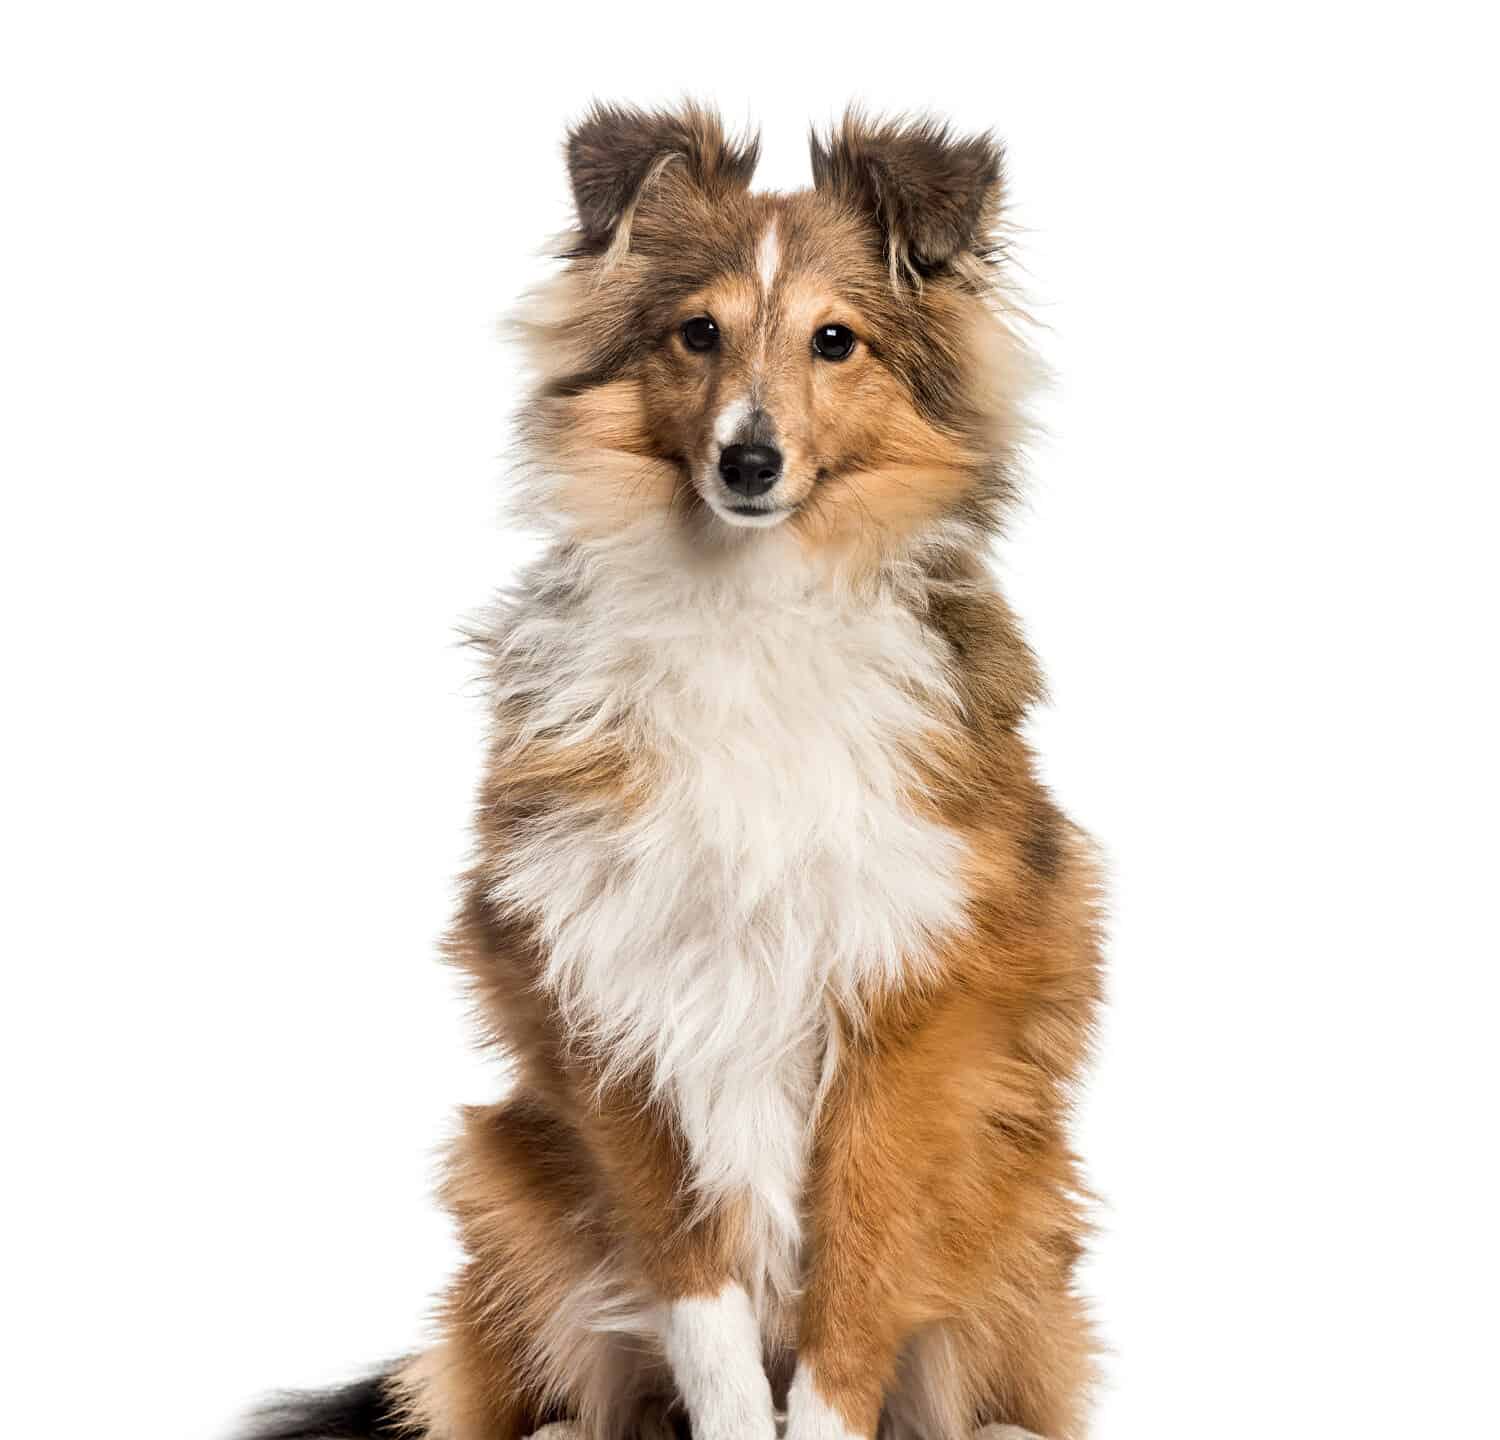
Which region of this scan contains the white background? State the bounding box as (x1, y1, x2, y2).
(3, 5, 1497, 1437)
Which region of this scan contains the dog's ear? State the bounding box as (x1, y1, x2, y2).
(810, 111, 1005, 279)
(565, 101, 760, 247)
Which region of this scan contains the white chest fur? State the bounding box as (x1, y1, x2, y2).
(488, 530, 969, 1306)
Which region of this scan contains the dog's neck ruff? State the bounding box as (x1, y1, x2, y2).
(486, 521, 971, 1304)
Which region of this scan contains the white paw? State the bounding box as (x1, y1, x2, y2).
(526, 1425, 586, 1440)
(662, 1285, 777, 1440)
(782, 1367, 864, 1440)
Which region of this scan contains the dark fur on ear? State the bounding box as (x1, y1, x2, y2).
(565, 101, 760, 247)
(810, 110, 1005, 280)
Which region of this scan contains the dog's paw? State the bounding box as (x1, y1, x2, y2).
(975, 1426, 1046, 1440)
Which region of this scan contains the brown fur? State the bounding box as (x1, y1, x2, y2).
(517, 110, 1030, 563)
(380, 105, 1105, 1440)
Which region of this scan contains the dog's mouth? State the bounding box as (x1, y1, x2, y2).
(710, 466, 833, 526)
(715, 499, 796, 529)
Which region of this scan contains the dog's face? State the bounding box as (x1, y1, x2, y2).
(518, 105, 1030, 560)
(643, 201, 889, 532)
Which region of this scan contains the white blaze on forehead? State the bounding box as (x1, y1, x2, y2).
(757, 219, 780, 293)
(713, 396, 753, 447)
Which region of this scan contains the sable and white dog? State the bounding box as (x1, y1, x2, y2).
(244, 103, 1104, 1440)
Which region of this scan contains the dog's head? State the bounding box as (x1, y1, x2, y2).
(517, 103, 1032, 563)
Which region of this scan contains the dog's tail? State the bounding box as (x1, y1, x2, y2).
(237, 1365, 414, 1439)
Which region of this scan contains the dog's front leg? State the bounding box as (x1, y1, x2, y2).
(662, 1281, 776, 1440)
(578, 1075, 776, 1440)
(780, 1039, 931, 1440)
(780, 990, 1084, 1440)
(781, 996, 973, 1440)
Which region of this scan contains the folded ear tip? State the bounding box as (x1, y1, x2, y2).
(808, 110, 1007, 272)
(562, 101, 760, 247)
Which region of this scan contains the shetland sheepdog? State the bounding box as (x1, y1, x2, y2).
(242, 102, 1104, 1440)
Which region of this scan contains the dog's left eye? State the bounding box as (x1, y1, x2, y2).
(681, 316, 720, 352)
(812, 324, 856, 361)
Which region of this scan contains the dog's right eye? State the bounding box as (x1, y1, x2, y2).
(681, 316, 719, 353)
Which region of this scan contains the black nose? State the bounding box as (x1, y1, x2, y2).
(718, 442, 783, 497)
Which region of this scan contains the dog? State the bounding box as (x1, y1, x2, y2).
(242, 102, 1104, 1440)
